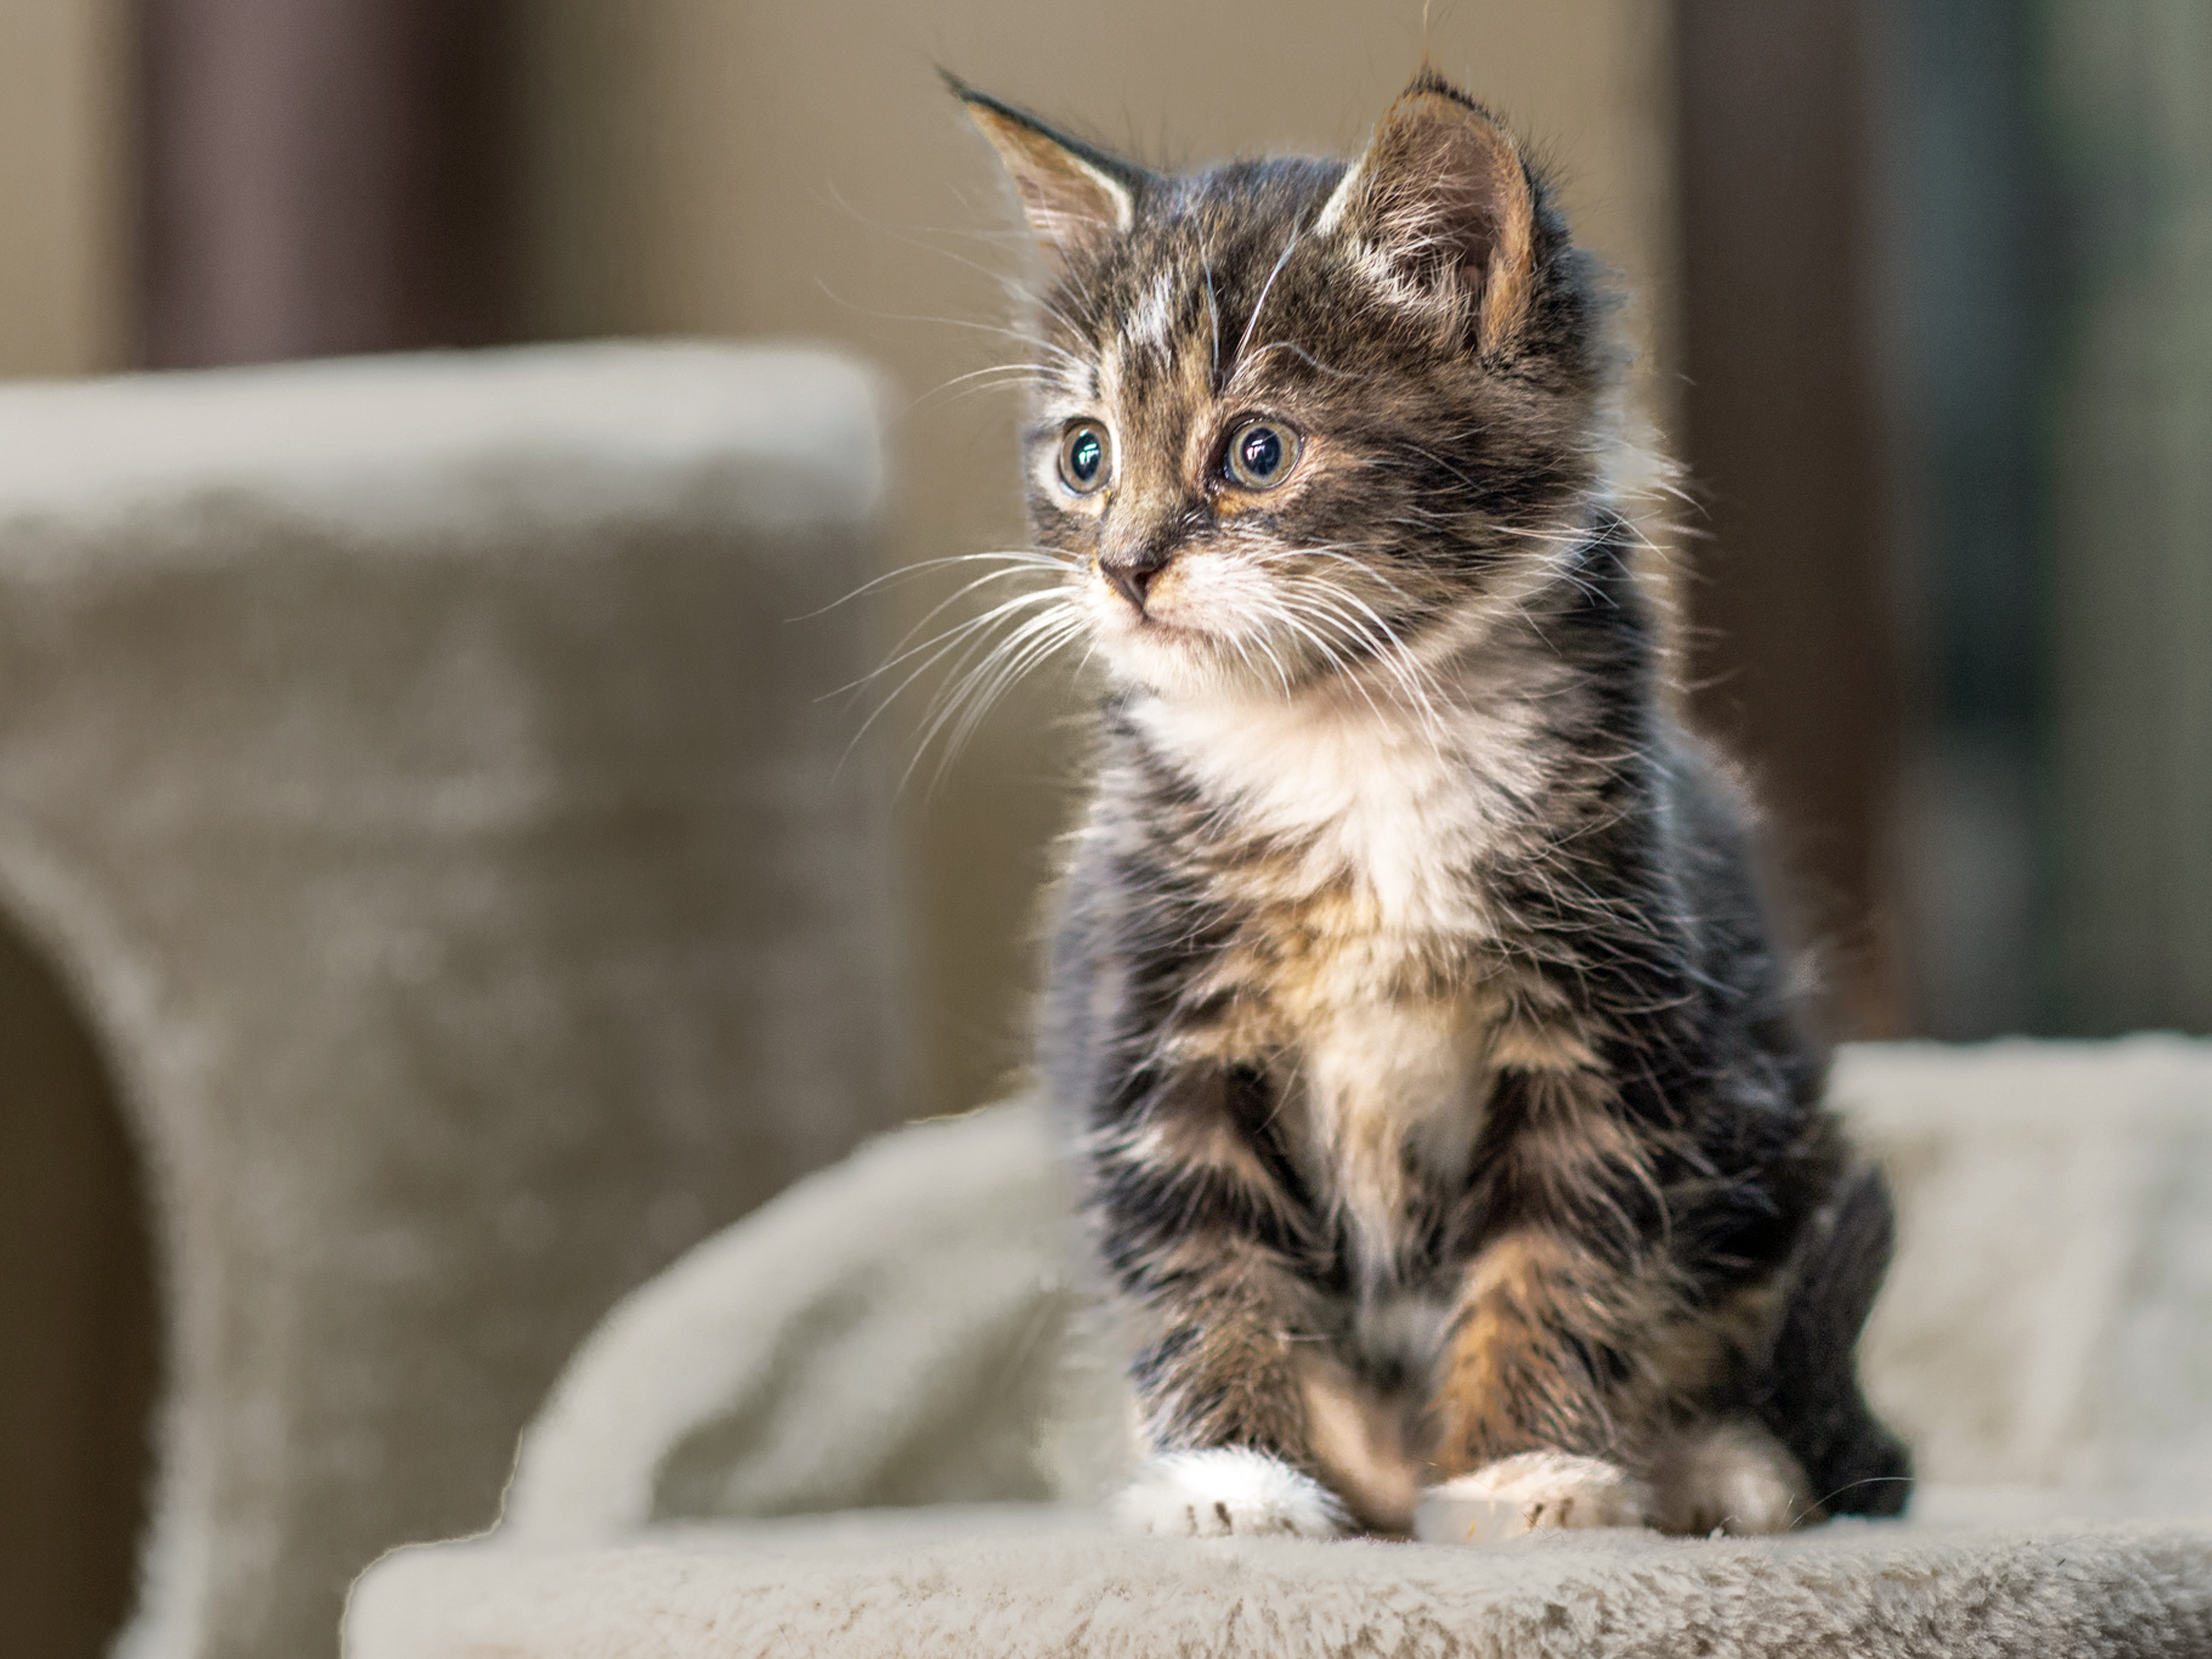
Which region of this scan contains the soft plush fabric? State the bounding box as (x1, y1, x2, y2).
(352, 1505, 2212, 1658)
(500, 1092, 1111, 1541)
(1839, 1040, 2212, 1501)
(346, 1039, 2212, 1656)
(0, 344, 903, 1659)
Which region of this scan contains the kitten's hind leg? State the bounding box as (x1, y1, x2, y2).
(1647, 1417, 1811, 1536)
(1755, 1161, 1915, 1519)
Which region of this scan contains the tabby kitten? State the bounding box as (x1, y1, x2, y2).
(953, 70, 1910, 1540)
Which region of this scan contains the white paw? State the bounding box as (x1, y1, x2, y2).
(1649, 1419, 1810, 1536)
(1414, 1450, 1653, 1543)
(1114, 1448, 1349, 1538)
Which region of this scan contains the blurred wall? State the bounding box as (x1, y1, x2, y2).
(135, 0, 518, 366)
(0, 0, 131, 376)
(509, 0, 1685, 1120)
(1675, 2, 1903, 1037)
(1867, 0, 2051, 1042)
(2045, 0, 2212, 1035)
(1858, 0, 2212, 1044)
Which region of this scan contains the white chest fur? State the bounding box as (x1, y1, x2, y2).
(1128, 690, 1540, 933)
(1130, 689, 1544, 1273)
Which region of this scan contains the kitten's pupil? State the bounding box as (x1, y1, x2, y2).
(1060, 423, 1108, 493)
(1226, 419, 1297, 488)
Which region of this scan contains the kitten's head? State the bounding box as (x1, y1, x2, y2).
(954, 71, 1619, 704)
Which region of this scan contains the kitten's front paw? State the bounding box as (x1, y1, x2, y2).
(1414, 1451, 1653, 1543)
(1115, 1448, 1348, 1538)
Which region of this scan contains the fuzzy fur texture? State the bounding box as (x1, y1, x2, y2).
(952, 72, 1910, 1538)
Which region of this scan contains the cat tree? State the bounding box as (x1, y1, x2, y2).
(0, 344, 905, 1659)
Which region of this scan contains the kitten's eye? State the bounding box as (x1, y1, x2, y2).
(1058, 422, 1112, 494)
(1224, 419, 1300, 489)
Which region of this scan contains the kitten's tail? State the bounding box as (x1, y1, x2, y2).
(1756, 1162, 1915, 1518)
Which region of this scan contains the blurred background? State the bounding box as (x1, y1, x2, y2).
(2, 1, 2207, 1653)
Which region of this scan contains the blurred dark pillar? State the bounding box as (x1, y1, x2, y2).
(136, 0, 517, 366)
(1675, 2, 1904, 1036)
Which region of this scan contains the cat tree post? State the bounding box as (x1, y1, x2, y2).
(0, 343, 903, 1659)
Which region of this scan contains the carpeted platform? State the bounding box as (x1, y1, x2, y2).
(346, 1039, 2212, 1657)
(349, 1503, 2212, 1659)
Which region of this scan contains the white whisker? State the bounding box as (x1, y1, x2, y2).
(1230, 225, 1301, 377)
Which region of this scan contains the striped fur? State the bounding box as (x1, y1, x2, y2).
(954, 71, 1910, 1537)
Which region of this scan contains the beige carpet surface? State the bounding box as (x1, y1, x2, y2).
(351, 1502, 2212, 1658)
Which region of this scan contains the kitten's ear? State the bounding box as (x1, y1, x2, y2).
(946, 73, 1145, 271)
(1320, 75, 1536, 344)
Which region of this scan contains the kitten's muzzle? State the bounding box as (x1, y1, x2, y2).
(1099, 542, 1173, 613)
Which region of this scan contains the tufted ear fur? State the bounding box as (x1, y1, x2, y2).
(1319, 73, 1536, 345)
(946, 73, 1148, 273)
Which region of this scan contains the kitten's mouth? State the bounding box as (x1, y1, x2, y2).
(1110, 598, 1211, 646)
(1093, 575, 1196, 637)
(1092, 591, 1226, 684)
(1127, 607, 1195, 635)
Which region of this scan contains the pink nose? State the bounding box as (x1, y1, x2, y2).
(1100, 547, 1171, 612)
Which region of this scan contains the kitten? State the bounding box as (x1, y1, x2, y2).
(952, 69, 1911, 1540)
